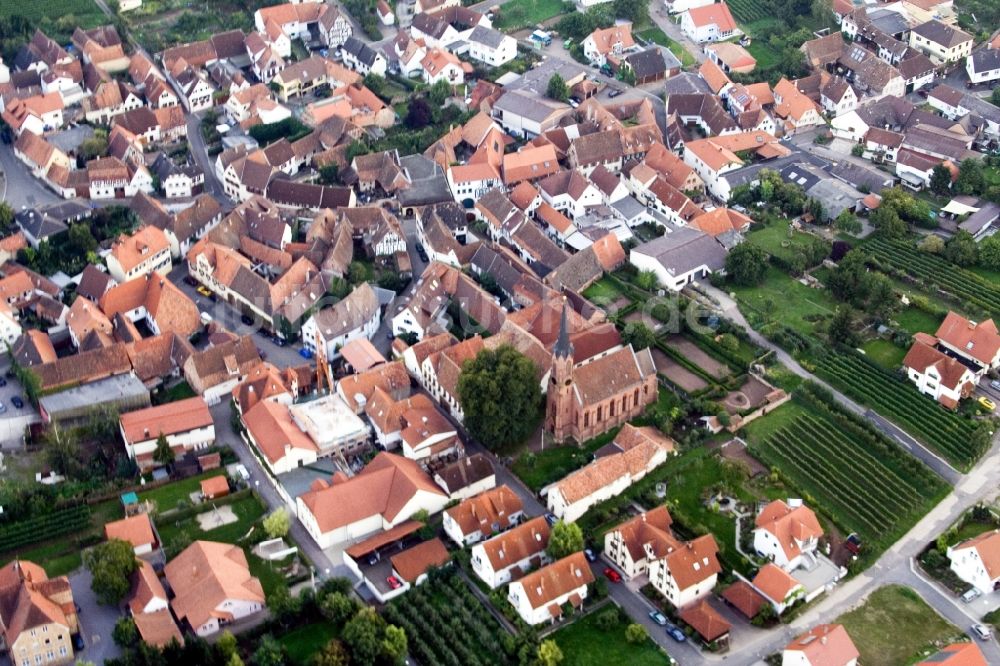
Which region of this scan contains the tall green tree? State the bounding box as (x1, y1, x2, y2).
(457, 346, 541, 451)
(979, 234, 1000, 270)
(622, 322, 656, 351)
(85, 539, 140, 605)
(153, 432, 173, 466)
(342, 608, 386, 666)
(929, 164, 952, 196)
(546, 74, 568, 102)
(955, 158, 985, 196)
(725, 243, 768, 286)
(263, 508, 291, 539)
(944, 230, 979, 267)
(537, 640, 564, 666)
(547, 520, 584, 559)
(827, 307, 859, 347)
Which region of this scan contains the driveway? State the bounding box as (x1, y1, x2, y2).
(0, 141, 59, 210)
(0, 359, 42, 449)
(69, 569, 123, 665)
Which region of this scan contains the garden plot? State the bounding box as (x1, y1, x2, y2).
(663, 335, 730, 379)
(721, 375, 773, 414)
(652, 349, 708, 392)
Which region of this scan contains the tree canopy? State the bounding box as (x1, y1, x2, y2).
(85, 539, 141, 605)
(457, 345, 541, 451)
(546, 74, 568, 102)
(547, 520, 584, 559)
(725, 243, 769, 286)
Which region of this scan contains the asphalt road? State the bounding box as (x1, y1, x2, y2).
(0, 141, 60, 211)
(69, 568, 123, 665)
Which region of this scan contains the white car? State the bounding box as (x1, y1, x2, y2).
(972, 623, 992, 641)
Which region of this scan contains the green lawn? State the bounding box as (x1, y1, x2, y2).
(747, 222, 829, 266)
(894, 306, 943, 336)
(836, 586, 965, 666)
(860, 339, 907, 369)
(278, 622, 339, 665)
(582, 277, 624, 304)
(731, 266, 839, 336)
(636, 27, 696, 68)
(152, 380, 197, 405)
(139, 471, 227, 513)
(0, 541, 82, 578)
(552, 607, 672, 666)
(493, 0, 566, 31)
(745, 41, 780, 69)
(248, 552, 297, 597)
(512, 428, 620, 492)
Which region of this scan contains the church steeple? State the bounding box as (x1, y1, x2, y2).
(553, 300, 573, 360)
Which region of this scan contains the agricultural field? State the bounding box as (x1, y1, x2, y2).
(120, 0, 256, 52)
(0, 0, 104, 24)
(728, 0, 769, 24)
(815, 352, 985, 469)
(836, 585, 964, 666)
(493, 0, 567, 32)
(731, 266, 839, 337)
(746, 393, 949, 558)
(866, 237, 1000, 320)
(552, 605, 672, 666)
(384, 571, 516, 666)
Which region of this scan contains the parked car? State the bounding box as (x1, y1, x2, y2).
(72, 635, 85, 651)
(664, 622, 687, 642)
(241, 315, 255, 326)
(5, 369, 14, 378)
(584, 548, 597, 562)
(11, 396, 23, 409)
(978, 396, 996, 412)
(648, 611, 667, 626)
(184, 276, 199, 287)
(972, 623, 992, 641)
(608, 88, 623, 98)
(0, 377, 7, 387)
(387, 575, 403, 590)
(603, 567, 621, 583)
(367, 553, 379, 566)
(0, 401, 7, 413)
(544, 513, 558, 526)
(991, 380, 1000, 391)
(845, 533, 862, 555)
(962, 587, 982, 603)
(272, 336, 287, 347)
(196, 285, 212, 297)
(299, 347, 315, 360)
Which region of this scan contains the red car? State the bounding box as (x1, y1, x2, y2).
(387, 575, 403, 590)
(603, 567, 622, 583)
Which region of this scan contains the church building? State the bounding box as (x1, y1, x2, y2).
(545, 304, 658, 443)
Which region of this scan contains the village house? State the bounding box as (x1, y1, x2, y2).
(106, 225, 172, 283)
(165, 541, 265, 636)
(782, 624, 860, 666)
(182, 335, 263, 403)
(947, 530, 1000, 594)
(119, 396, 215, 470)
(915, 643, 989, 666)
(752, 563, 805, 614)
(546, 424, 675, 523)
(341, 37, 387, 76)
(908, 19, 972, 65)
(296, 452, 449, 548)
(442, 485, 524, 546)
(104, 513, 158, 556)
(903, 333, 977, 409)
(604, 505, 721, 608)
(301, 283, 381, 360)
(507, 552, 595, 625)
(753, 499, 824, 570)
(470, 516, 551, 588)
(466, 26, 517, 67)
(582, 24, 637, 67)
(967, 49, 1000, 85)
(433, 453, 496, 500)
(681, 2, 740, 43)
(0, 560, 78, 666)
(629, 228, 728, 291)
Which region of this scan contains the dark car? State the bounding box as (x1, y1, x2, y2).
(184, 275, 199, 287)
(4, 369, 13, 379)
(241, 315, 255, 326)
(0, 377, 6, 388)
(299, 347, 315, 360)
(544, 513, 558, 526)
(664, 622, 686, 642)
(11, 396, 23, 409)
(584, 548, 597, 563)
(272, 336, 287, 347)
(72, 635, 85, 651)
(608, 89, 623, 98)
